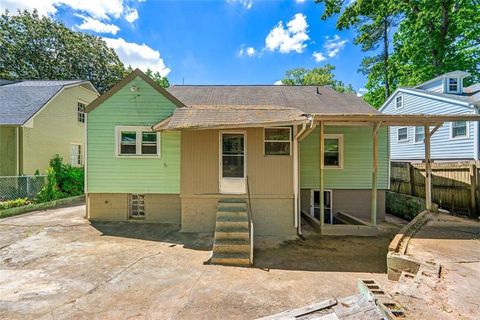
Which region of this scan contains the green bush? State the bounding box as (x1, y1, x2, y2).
(49, 155, 84, 196)
(35, 167, 63, 203)
(0, 198, 30, 210)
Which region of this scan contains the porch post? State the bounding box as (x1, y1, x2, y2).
(424, 124, 432, 211)
(319, 121, 325, 227)
(371, 122, 380, 225)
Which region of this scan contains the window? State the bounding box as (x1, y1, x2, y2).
(70, 144, 82, 166)
(77, 102, 86, 123)
(116, 126, 160, 157)
(415, 126, 425, 143)
(451, 121, 468, 139)
(324, 134, 343, 168)
(448, 78, 459, 93)
(397, 127, 408, 142)
(129, 194, 145, 219)
(264, 127, 291, 155)
(395, 95, 403, 109)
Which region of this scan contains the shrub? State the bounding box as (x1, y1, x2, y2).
(35, 167, 63, 203)
(0, 198, 30, 210)
(49, 155, 84, 196)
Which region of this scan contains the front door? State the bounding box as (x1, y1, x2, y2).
(220, 132, 246, 194)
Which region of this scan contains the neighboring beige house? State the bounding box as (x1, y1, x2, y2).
(0, 80, 99, 176)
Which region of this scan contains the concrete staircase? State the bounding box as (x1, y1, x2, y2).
(211, 198, 252, 266)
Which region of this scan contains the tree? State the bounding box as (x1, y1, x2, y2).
(0, 10, 125, 93)
(315, 0, 400, 107)
(393, 0, 480, 86)
(280, 64, 355, 93)
(145, 68, 170, 88)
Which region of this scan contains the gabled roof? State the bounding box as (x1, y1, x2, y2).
(85, 69, 186, 113)
(0, 80, 97, 126)
(415, 70, 470, 89)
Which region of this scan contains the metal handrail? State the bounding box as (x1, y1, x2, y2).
(246, 176, 254, 265)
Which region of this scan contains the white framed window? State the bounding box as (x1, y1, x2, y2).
(77, 102, 86, 123)
(414, 126, 425, 143)
(395, 95, 403, 109)
(115, 126, 160, 157)
(450, 121, 468, 139)
(397, 127, 408, 142)
(70, 143, 82, 166)
(324, 134, 343, 169)
(264, 127, 291, 155)
(447, 78, 459, 93)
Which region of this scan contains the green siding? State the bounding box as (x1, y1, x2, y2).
(87, 76, 180, 193)
(300, 126, 389, 189)
(0, 127, 17, 176)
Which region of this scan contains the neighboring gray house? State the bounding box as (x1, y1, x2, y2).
(380, 71, 480, 162)
(0, 80, 98, 176)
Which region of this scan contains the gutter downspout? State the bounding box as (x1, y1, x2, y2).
(294, 115, 315, 236)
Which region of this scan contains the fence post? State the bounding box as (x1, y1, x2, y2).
(408, 163, 415, 196)
(26, 176, 30, 198)
(469, 163, 477, 217)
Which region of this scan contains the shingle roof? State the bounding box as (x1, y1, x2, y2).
(167, 85, 378, 115)
(399, 86, 480, 105)
(0, 80, 86, 125)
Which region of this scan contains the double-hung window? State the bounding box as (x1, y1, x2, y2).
(397, 127, 408, 142)
(70, 144, 82, 166)
(395, 95, 403, 109)
(451, 121, 468, 139)
(324, 134, 343, 168)
(414, 126, 425, 143)
(116, 126, 160, 157)
(264, 127, 291, 155)
(448, 78, 459, 93)
(77, 102, 86, 123)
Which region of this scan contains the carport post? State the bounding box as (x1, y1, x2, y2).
(424, 124, 432, 211)
(371, 122, 381, 225)
(319, 121, 325, 227)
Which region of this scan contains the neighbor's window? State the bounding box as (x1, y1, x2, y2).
(77, 102, 86, 123)
(264, 127, 291, 155)
(415, 126, 425, 143)
(397, 127, 408, 142)
(448, 78, 459, 93)
(451, 121, 467, 138)
(116, 127, 160, 156)
(70, 144, 82, 166)
(324, 135, 343, 168)
(395, 95, 403, 109)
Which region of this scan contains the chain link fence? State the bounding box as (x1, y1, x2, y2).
(0, 175, 47, 201)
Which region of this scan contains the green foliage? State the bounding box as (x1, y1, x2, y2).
(0, 9, 125, 93)
(35, 167, 62, 203)
(145, 68, 170, 88)
(280, 65, 355, 93)
(0, 198, 30, 210)
(49, 155, 84, 196)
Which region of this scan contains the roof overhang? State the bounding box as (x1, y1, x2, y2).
(313, 113, 480, 126)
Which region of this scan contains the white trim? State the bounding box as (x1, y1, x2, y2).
(77, 100, 87, 124)
(219, 130, 247, 194)
(395, 95, 403, 109)
(397, 127, 409, 143)
(263, 126, 292, 156)
(414, 126, 425, 144)
(449, 121, 470, 140)
(446, 77, 461, 94)
(379, 88, 472, 112)
(323, 134, 344, 169)
(15, 127, 20, 175)
(115, 126, 161, 158)
(474, 108, 479, 160)
(69, 142, 83, 166)
(85, 113, 88, 195)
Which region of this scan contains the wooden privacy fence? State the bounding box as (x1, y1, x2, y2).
(390, 161, 479, 217)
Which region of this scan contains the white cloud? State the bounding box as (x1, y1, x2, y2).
(324, 35, 348, 58)
(265, 13, 309, 53)
(125, 7, 138, 23)
(295, 0, 306, 3)
(75, 15, 119, 34)
(274, 80, 283, 85)
(238, 46, 256, 57)
(356, 88, 368, 97)
(246, 47, 255, 56)
(312, 51, 326, 62)
(227, 0, 253, 10)
(103, 37, 171, 77)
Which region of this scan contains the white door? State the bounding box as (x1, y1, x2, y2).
(220, 132, 246, 194)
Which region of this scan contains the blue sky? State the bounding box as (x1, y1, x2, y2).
(1, 0, 367, 92)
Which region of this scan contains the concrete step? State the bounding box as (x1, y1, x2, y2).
(213, 239, 250, 253)
(216, 210, 248, 219)
(216, 214, 248, 222)
(215, 230, 249, 241)
(218, 198, 247, 204)
(216, 220, 249, 229)
(217, 204, 248, 212)
(211, 252, 250, 266)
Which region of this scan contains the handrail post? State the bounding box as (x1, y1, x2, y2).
(246, 176, 254, 265)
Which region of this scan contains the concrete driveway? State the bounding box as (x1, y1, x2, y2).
(0, 203, 400, 319)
